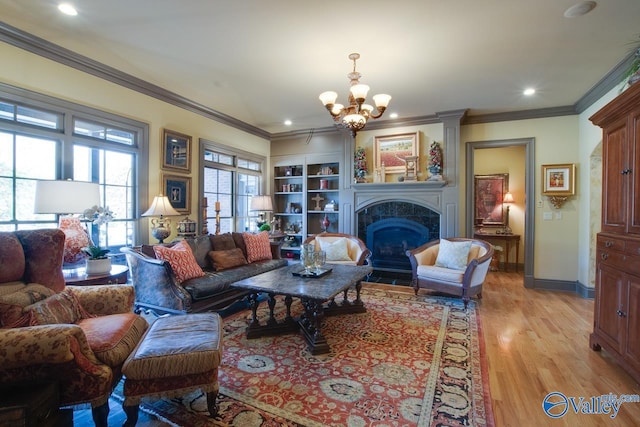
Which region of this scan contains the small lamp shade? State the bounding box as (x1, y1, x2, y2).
(250, 195, 273, 212)
(34, 180, 100, 214)
(503, 192, 515, 204)
(142, 194, 181, 243)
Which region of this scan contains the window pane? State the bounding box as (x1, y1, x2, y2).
(104, 151, 133, 185)
(0, 132, 13, 176)
(238, 158, 260, 171)
(15, 135, 56, 179)
(204, 150, 233, 165)
(15, 178, 40, 221)
(0, 178, 12, 221)
(106, 128, 134, 145)
(75, 120, 105, 139)
(16, 105, 61, 129)
(0, 101, 14, 121)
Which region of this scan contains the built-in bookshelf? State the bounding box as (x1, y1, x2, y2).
(272, 158, 341, 259)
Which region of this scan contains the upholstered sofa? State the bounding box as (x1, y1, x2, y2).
(0, 229, 148, 426)
(121, 232, 288, 316)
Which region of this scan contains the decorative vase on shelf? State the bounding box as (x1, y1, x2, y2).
(321, 214, 331, 232)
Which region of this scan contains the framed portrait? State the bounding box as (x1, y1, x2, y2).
(474, 173, 509, 226)
(542, 164, 576, 196)
(162, 174, 191, 214)
(162, 129, 192, 172)
(374, 132, 419, 173)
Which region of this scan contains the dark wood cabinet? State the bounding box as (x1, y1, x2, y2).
(589, 82, 640, 384)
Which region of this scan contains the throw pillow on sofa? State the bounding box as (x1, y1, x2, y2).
(210, 233, 236, 251)
(243, 231, 272, 263)
(209, 248, 248, 271)
(24, 288, 93, 325)
(434, 239, 472, 271)
(154, 240, 205, 283)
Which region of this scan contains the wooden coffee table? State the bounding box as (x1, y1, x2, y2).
(231, 263, 372, 354)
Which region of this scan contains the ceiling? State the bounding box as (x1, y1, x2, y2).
(1, 1, 639, 135)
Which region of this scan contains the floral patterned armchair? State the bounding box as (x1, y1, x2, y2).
(0, 229, 148, 427)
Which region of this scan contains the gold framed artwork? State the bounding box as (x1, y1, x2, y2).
(374, 132, 419, 174)
(162, 129, 192, 172)
(474, 173, 509, 226)
(162, 174, 191, 214)
(542, 163, 576, 196)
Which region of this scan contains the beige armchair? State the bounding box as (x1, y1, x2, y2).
(406, 238, 494, 308)
(303, 232, 371, 266)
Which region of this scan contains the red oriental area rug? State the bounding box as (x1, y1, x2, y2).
(123, 286, 494, 426)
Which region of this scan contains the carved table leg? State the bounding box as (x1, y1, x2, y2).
(122, 404, 139, 427)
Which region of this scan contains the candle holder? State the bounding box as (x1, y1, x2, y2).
(215, 200, 221, 235)
(201, 197, 208, 235)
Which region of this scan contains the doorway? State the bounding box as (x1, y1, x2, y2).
(465, 138, 535, 288)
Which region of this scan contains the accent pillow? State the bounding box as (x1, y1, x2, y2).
(317, 237, 352, 262)
(0, 284, 57, 328)
(435, 239, 472, 271)
(209, 248, 248, 271)
(153, 240, 205, 283)
(24, 288, 92, 326)
(243, 231, 272, 263)
(210, 233, 236, 251)
(59, 216, 92, 264)
(232, 232, 248, 258)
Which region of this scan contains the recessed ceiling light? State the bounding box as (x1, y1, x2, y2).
(523, 88, 536, 96)
(564, 1, 596, 18)
(389, 113, 398, 119)
(58, 3, 78, 16)
(284, 120, 292, 126)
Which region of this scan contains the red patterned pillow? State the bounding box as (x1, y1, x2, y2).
(242, 231, 272, 263)
(153, 240, 205, 283)
(59, 216, 91, 264)
(24, 288, 92, 326)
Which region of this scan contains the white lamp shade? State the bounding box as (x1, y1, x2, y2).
(319, 91, 338, 106)
(372, 94, 392, 108)
(349, 84, 370, 101)
(250, 195, 273, 212)
(142, 195, 181, 217)
(34, 180, 100, 214)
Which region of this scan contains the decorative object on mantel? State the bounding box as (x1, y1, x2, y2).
(354, 146, 368, 183)
(404, 155, 418, 182)
(142, 194, 182, 243)
(542, 163, 576, 209)
(319, 53, 391, 137)
(427, 141, 443, 181)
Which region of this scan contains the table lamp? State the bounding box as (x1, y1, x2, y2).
(502, 192, 514, 234)
(141, 194, 181, 243)
(34, 179, 100, 265)
(250, 195, 273, 229)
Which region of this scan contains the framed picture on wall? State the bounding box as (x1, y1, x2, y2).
(162, 174, 191, 214)
(162, 129, 192, 172)
(542, 163, 576, 196)
(374, 132, 419, 173)
(474, 173, 509, 226)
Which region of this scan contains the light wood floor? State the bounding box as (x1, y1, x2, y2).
(73, 271, 640, 426)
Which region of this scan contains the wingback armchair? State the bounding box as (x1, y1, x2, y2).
(0, 229, 148, 427)
(303, 232, 371, 266)
(406, 238, 494, 308)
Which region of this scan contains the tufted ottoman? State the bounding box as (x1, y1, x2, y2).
(121, 312, 223, 427)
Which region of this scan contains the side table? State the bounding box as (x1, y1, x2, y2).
(473, 233, 521, 272)
(64, 264, 129, 286)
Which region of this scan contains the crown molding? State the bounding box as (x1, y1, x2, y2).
(0, 21, 270, 140)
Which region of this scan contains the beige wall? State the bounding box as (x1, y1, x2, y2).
(462, 116, 580, 282)
(1, 42, 270, 243)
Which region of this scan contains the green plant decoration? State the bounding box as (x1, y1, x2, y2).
(259, 223, 271, 232)
(82, 245, 110, 260)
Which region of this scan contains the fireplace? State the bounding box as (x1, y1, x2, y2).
(357, 201, 440, 272)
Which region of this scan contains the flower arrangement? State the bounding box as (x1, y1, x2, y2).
(354, 146, 368, 180)
(428, 141, 443, 175)
(83, 205, 114, 225)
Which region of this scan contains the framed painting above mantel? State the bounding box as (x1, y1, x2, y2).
(474, 173, 509, 226)
(374, 132, 419, 174)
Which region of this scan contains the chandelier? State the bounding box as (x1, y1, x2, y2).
(319, 53, 391, 137)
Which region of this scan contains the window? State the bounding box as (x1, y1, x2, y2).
(202, 141, 265, 233)
(0, 83, 148, 250)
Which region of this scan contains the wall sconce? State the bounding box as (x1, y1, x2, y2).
(502, 192, 514, 234)
(141, 194, 181, 243)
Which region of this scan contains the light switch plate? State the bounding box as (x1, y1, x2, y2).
(543, 212, 553, 220)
